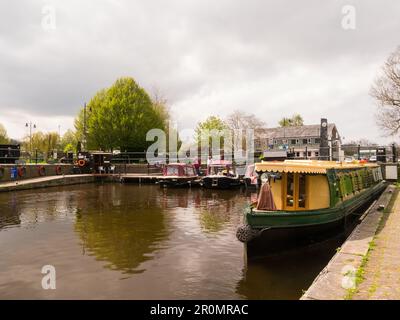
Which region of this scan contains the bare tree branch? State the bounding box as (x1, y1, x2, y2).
(372, 46, 400, 137)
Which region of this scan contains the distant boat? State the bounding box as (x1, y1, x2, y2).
(201, 160, 242, 189)
(157, 163, 200, 188)
(236, 160, 386, 252)
(243, 164, 259, 189)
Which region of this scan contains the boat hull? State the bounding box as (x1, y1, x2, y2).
(243, 177, 259, 190)
(202, 176, 242, 189)
(158, 177, 200, 188)
(242, 181, 387, 255)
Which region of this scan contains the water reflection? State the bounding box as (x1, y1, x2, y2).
(236, 240, 341, 299)
(74, 185, 169, 274)
(0, 183, 345, 299)
(0, 193, 21, 229)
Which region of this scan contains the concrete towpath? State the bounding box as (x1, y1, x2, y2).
(0, 174, 96, 192)
(351, 187, 400, 299)
(301, 185, 396, 300)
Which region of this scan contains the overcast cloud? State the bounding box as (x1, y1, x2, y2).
(0, 0, 399, 144)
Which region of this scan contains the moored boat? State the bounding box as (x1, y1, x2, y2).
(201, 160, 242, 189)
(243, 164, 259, 189)
(236, 160, 386, 253)
(157, 163, 200, 188)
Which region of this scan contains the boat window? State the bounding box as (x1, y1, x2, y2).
(286, 173, 294, 207)
(298, 174, 306, 208)
(353, 173, 360, 191)
(211, 166, 224, 175)
(166, 166, 179, 175)
(372, 169, 378, 182)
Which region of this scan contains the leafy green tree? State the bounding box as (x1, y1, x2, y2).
(75, 77, 166, 152)
(0, 123, 10, 144)
(278, 114, 304, 127)
(63, 143, 75, 153)
(195, 116, 228, 157)
(60, 129, 78, 153)
(22, 131, 59, 159)
(195, 116, 228, 142)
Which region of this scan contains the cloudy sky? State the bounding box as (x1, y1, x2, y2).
(0, 0, 399, 144)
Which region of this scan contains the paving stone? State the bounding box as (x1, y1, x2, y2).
(301, 185, 396, 300)
(353, 187, 400, 300)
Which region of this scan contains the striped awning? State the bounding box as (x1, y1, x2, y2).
(255, 160, 377, 174)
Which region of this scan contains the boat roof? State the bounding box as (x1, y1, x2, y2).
(255, 160, 379, 174)
(209, 160, 232, 166)
(167, 162, 193, 167)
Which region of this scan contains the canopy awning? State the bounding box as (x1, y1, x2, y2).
(255, 160, 377, 174)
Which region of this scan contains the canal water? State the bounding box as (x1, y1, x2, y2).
(0, 183, 345, 299)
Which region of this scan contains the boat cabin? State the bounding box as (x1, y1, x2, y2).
(92, 152, 114, 173)
(163, 163, 197, 177)
(255, 160, 384, 211)
(207, 160, 236, 177)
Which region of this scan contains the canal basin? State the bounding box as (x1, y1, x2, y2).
(0, 183, 346, 299)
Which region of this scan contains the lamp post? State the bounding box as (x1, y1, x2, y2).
(83, 103, 87, 150)
(25, 122, 36, 161)
(83, 102, 92, 151)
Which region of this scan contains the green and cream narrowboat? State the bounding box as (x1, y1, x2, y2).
(236, 160, 386, 252)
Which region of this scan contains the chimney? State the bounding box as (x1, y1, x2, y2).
(319, 118, 329, 161)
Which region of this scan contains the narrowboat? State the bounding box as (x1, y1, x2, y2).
(201, 160, 242, 189)
(236, 160, 386, 253)
(243, 164, 259, 189)
(157, 163, 200, 188)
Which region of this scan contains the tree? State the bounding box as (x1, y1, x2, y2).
(346, 139, 378, 146)
(74, 77, 167, 152)
(195, 116, 228, 158)
(0, 123, 10, 144)
(60, 129, 78, 153)
(151, 87, 170, 125)
(195, 116, 228, 143)
(225, 110, 266, 130)
(371, 46, 400, 136)
(22, 131, 59, 159)
(225, 110, 266, 152)
(279, 114, 304, 127)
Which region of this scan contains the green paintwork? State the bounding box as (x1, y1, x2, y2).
(246, 166, 386, 229)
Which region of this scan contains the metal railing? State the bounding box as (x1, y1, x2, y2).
(1, 145, 398, 165)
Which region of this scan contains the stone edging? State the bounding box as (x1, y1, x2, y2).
(301, 184, 396, 300)
(0, 175, 96, 193)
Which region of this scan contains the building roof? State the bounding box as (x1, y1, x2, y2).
(256, 123, 338, 140)
(255, 160, 378, 174)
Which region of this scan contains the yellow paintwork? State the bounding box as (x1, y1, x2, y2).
(256, 159, 379, 174)
(306, 175, 330, 209)
(268, 173, 330, 211)
(269, 178, 283, 210)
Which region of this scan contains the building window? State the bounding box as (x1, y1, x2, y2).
(308, 151, 312, 157)
(303, 139, 308, 144)
(296, 152, 300, 157)
(296, 139, 299, 144)
(315, 151, 319, 157)
(291, 139, 296, 145)
(308, 138, 312, 144)
(315, 138, 321, 144)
